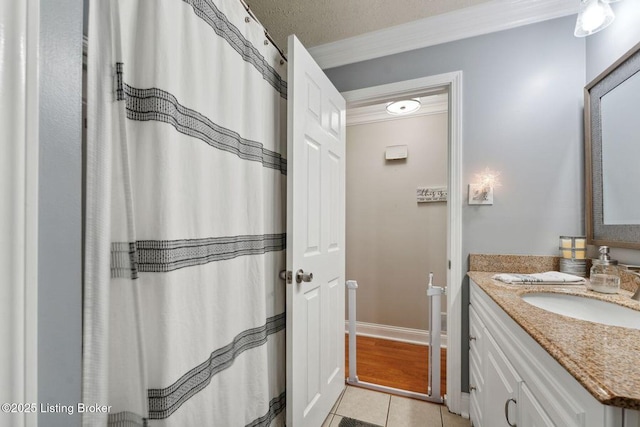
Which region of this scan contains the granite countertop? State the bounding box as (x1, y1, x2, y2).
(468, 270, 640, 410)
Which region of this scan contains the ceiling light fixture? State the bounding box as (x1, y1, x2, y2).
(386, 99, 421, 116)
(574, 0, 615, 37)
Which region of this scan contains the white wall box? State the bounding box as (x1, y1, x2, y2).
(385, 145, 408, 160)
(469, 280, 640, 427)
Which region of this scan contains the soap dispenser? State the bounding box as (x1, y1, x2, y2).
(588, 246, 620, 294)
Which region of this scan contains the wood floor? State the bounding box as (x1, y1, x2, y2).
(345, 334, 447, 396)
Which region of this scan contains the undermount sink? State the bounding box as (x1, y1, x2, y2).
(521, 292, 640, 329)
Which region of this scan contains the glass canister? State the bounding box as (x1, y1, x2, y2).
(588, 246, 620, 294)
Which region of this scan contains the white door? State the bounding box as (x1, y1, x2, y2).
(286, 34, 346, 427)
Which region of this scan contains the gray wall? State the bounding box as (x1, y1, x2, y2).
(39, 0, 83, 425)
(586, 0, 640, 82)
(585, 0, 640, 266)
(326, 16, 586, 393)
(346, 113, 448, 330)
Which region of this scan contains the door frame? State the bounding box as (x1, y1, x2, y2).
(341, 71, 464, 415)
(0, 1, 40, 425)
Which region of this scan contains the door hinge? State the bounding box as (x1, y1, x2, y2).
(448, 260, 451, 269)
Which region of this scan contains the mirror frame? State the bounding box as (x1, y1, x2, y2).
(585, 41, 640, 250)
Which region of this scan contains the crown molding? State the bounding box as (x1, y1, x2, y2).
(309, 0, 579, 69)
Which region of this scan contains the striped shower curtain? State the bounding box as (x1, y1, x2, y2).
(84, 0, 287, 425)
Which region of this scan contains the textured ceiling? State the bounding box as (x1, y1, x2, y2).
(245, 0, 495, 52)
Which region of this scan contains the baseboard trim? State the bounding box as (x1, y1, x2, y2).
(345, 320, 448, 347)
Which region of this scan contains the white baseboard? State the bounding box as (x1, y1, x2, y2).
(345, 320, 448, 348)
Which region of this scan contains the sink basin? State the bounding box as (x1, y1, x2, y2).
(521, 293, 640, 329)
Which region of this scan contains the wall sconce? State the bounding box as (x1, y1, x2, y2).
(574, 0, 616, 37)
(468, 168, 501, 205)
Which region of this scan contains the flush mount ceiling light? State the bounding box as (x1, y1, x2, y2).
(574, 0, 615, 37)
(386, 99, 421, 116)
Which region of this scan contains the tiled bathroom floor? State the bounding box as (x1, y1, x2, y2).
(322, 386, 471, 427)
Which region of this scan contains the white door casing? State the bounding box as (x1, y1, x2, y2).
(286, 35, 346, 427)
(0, 1, 39, 427)
(341, 71, 463, 415)
(342, 71, 462, 417)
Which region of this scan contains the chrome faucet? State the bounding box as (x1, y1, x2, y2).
(631, 272, 640, 301)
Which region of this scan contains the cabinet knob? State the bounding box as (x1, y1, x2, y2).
(469, 335, 477, 342)
(469, 385, 477, 391)
(504, 398, 517, 427)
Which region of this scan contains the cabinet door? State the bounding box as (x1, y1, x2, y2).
(484, 332, 521, 427)
(469, 305, 485, 370)
(469, 305, 485, 427)
(624, 409, 640, 427)
(469, 356, 483, 427)
(519, 382, 555, 427)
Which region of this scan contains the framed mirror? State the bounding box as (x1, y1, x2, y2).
(585, 42, 640, 249)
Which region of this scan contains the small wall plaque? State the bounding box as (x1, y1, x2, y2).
(417, 187, 447, 203)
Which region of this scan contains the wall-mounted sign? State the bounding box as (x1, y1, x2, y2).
(417, 187, 447, 203)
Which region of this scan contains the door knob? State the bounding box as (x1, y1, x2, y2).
(296, 269, 313, 284)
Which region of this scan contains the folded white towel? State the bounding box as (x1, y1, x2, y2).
(492, 271, 586, 284)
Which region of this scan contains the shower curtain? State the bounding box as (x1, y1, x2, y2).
(84, 0, 287, 425)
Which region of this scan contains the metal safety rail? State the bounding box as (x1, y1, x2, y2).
(346, 273, 446, 404)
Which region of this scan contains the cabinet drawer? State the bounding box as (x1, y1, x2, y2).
(469, 359, 483, 427)
(469, 349, 483, 388)
(469, 304, 485, 369)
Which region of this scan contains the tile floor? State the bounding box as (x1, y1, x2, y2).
(322, 386, 471, 427)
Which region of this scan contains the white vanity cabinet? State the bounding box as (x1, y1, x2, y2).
(469, 279, 634, 427)
(470, 302, 540, 427)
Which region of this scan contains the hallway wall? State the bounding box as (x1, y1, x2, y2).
(346, 112, 448, 330)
